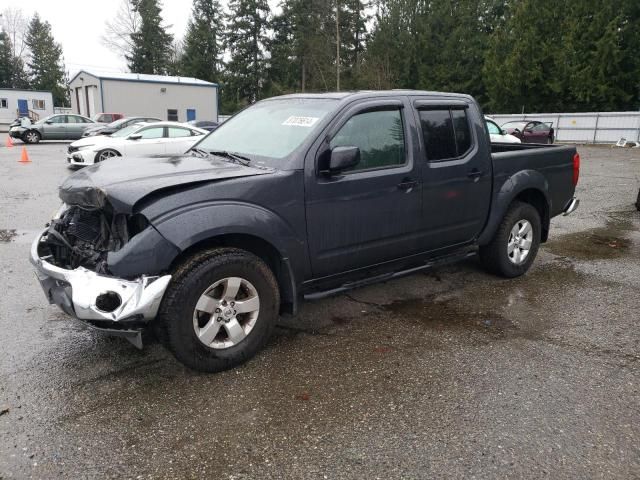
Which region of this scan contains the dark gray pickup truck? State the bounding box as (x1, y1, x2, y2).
(30, 90, 580, 372)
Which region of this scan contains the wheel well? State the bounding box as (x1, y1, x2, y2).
(514, 189, 550, 242)
(169, 234, 296, 315)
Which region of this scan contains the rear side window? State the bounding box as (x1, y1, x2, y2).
(330, 108, 406, 172)
(419, 108, 473, 161)
(168, 127, 191, 138)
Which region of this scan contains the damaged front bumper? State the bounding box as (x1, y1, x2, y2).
(29, 229, 172, 348)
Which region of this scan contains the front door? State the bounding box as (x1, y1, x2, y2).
(305, 99, 422, 278)
(42, 115, 67, 140)
(17, 99, 28, 117)
(122, 126, 167, 156)
(415, 101, 492, 250)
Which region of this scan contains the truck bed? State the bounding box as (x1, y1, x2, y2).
(490, 143, 577, 219)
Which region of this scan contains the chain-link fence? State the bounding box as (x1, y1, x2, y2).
(488, 112, 640, 144)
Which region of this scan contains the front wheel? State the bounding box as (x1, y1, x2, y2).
(480, 201, 541, 278)
(158, 248, 280, 372)
(23, 130, 40, 144)
(95, 149, 120, 163)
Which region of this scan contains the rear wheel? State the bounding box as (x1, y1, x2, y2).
(95, 149, 120, 162)
(23, 130, 40, 144)
(158, 248, 280, 372)
(480, 201, 541, 278)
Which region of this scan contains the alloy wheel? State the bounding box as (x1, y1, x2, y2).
(192, 277, 260, 349)
(507, 219, 533, 265)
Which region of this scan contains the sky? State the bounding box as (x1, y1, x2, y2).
(0, 0, 193, 76)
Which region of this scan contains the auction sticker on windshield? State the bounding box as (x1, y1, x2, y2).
(282, 116, 319, 127)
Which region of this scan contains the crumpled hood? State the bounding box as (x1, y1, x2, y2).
(59, 154, 273, 213)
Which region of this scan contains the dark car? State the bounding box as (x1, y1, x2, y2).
(187, 120, 219, 132)
(502, 120, 555, 144)
(30, 90, 579, 372)
(82, 116, 162, 137)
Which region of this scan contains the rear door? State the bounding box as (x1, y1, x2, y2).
(66, 115, 92, 139)
(305, 98, 423, 278)
(415, 99, 492, 250)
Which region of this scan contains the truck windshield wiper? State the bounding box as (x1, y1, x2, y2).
(209, 150, 251, 166)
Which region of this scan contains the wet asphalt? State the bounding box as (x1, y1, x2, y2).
(0, 143, 638, 479)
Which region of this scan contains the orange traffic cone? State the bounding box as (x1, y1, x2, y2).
(19, 146, 31, 163)
(5, 136, 14, 148)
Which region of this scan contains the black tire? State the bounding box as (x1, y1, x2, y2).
(94, 149, 120, 163)
(480, 201, 541, 278)
(157, 247, 280, 372)
(23, 130, 40, 144)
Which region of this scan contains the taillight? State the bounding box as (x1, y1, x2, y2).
(572, 152, 580, 186)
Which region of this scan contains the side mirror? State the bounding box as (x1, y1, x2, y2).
(45, 120, 53, 124)
(128, 133, 142, 140)
(328, 146, 360, 173)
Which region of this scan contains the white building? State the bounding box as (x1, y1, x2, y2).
(0, 89, 54, 124)
(68, 70, 219, 122)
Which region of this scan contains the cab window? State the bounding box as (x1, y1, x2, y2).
(419, 107, 473, 161)
(330, 108, 406, 172)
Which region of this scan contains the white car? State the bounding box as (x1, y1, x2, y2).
(66, 122, 208, 166)
(485, 117, 521, 143)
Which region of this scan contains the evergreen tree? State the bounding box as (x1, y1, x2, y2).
(224, 0, 269, 109)
(483, 0, 565, 113)
(127, 0, 174, 74)
(0, 32, 13, 88)
(25, 14, 68, 106)
(181, 0, 223, 82)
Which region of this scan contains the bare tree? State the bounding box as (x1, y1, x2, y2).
(101, 0, 140, 58)
(1, 8, 29, 60)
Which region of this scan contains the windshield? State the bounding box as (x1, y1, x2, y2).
(195, 98, 338, 159)
(106, 118, 129, 129)
(486, 120, 501, 135)
(111, 124, 143, 138)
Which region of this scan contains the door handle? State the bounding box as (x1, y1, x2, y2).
(467, 169, 483, 181)
(397, 179, 418, 192)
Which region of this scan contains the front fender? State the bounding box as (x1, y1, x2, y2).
(150, 201, 306, 272)
(477, 169, 551, 246)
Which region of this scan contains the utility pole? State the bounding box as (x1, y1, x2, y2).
(336, 0, 340, 91)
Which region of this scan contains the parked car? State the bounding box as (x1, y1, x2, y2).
(187, 119, 219, 132)
(485, 117, 521, 143)
(66, 122, 208, 166)
(9, 114, 96, 143)
(502, 120, 555, 144)
(31, 90, 580, 372)
(82, 116, 162, 137)
(93, 113, 124, 123)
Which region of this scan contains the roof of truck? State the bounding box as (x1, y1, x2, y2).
(273, 90, 473, 101)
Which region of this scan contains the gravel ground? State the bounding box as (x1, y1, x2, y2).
(0, 143, 638, 479)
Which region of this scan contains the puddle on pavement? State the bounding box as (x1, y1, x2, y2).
(0, 229, 17, 242)
(545, 214, 636, 260)
(379, 260, 586, 342)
